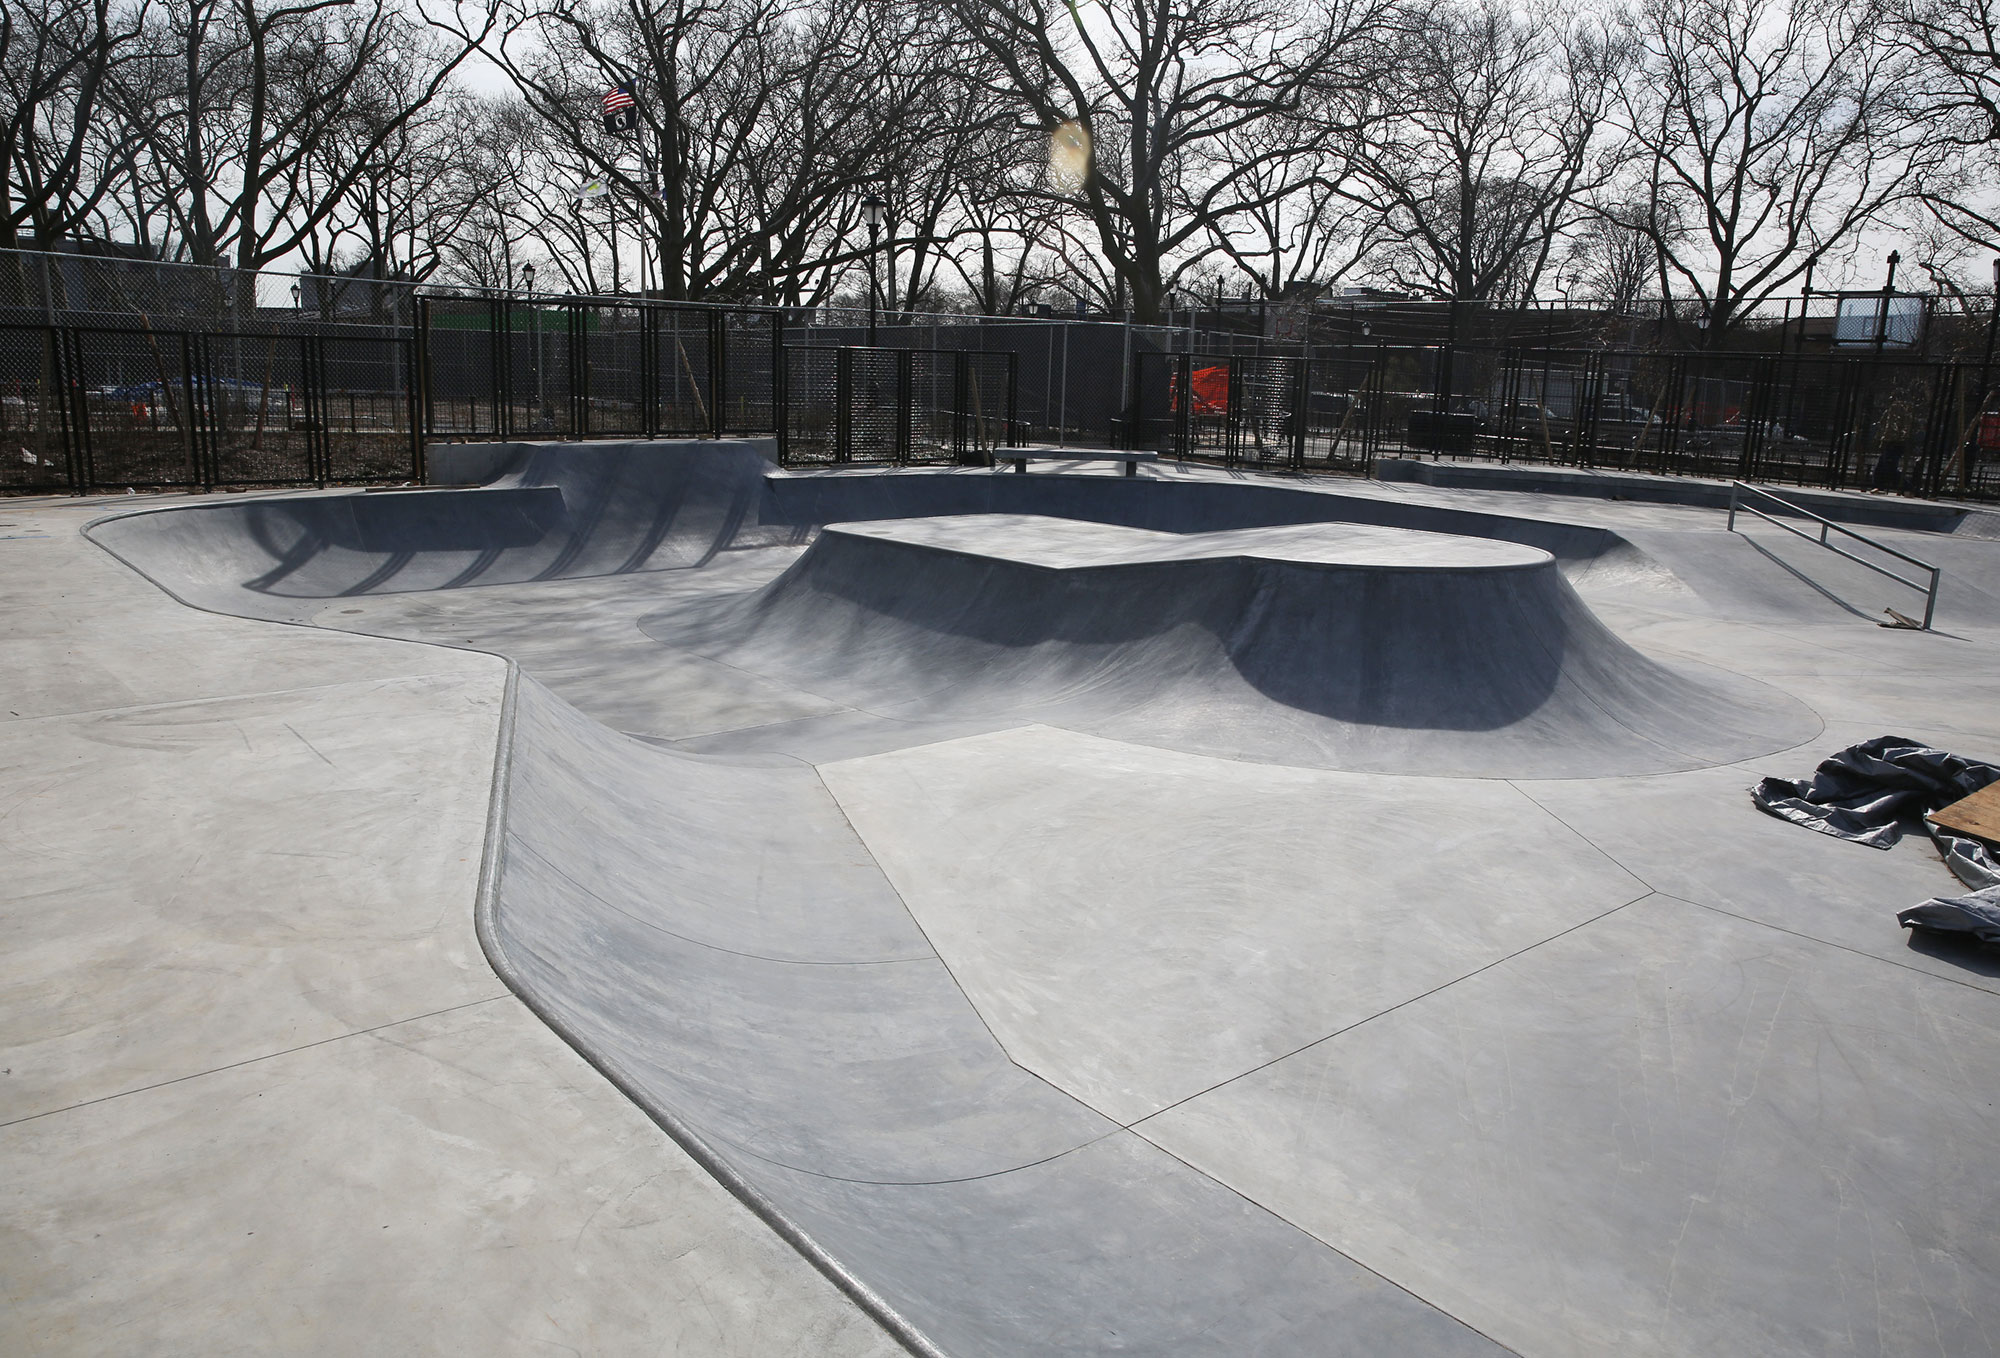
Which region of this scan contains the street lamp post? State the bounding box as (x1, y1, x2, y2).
(1876, 250, 1901, 355)
(860, 193, 887, 345)
(523, 262, 544, 423)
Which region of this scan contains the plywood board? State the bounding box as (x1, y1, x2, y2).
(1928, 781, 2000, 848)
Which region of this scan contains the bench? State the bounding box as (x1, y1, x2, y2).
(994, 446, 1159, 477)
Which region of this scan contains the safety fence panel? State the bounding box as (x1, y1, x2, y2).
(4, 323, 422, 492)
(959, 352, 1016, 460)
(1227, 356, 1306, 470)
(1438, 348, 1997, 499)
(655, 308, 717, 438)
(0, 325, 81, 491)
(319, 333, 421, 482)
(65, 326, 207, 488)
(721, 311, 781, 435)
(415, 296, 508, 439)
(1132, 349, 1410, 473)
(416, 296, 780, 445)
(187, 331, 318, 486)
(777, 346, 1017, 466)
(1298, 346, 1394, 472)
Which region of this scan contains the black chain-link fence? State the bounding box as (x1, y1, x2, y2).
(778, 346, 1017, 465)
(2, 321, 418, 492)
(415, 295, 780, 444)
(1125, 342, 2000, 500)
(7, 246, 1994, 501)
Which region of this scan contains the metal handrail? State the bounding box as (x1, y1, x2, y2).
(1727, 480, 1942, 629)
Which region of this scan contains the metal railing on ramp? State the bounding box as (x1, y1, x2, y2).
(1727, 479, 1942, 629)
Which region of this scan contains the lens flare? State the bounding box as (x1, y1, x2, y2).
(1049, 119, 1091, 190)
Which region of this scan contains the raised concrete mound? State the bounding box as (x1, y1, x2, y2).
(643, 514, 1818, 778)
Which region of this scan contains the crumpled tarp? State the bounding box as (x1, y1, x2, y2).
(1751, 736, 2000, 944)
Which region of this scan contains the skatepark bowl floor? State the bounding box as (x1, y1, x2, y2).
(9, 439, 2000, 1356)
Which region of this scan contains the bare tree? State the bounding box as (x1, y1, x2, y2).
(1342, 0, 1616, 302)
(1211, 104, 1384, 300)
(1555, 204, 1665, 310)
(104, 0, 489, 282)
(480, 0, 949, 303)
(935, 115, 1067, 314)
(1886, 0, 2000, 247)
(0, 0, 150, 250)
(947, 0, 1390, 322)
(1611, 0, 1936, 341)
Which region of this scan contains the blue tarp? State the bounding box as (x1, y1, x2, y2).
(1752, 736, 2000, 945)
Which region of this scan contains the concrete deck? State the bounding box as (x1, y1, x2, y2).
(0, 491, 899, 1357)
(10, 442, 2000, 1355)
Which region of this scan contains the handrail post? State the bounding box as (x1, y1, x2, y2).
(1727, 480, 1738, 532)
(1924, 567, 1939, 631)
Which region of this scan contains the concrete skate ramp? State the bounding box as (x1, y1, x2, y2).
(491, 675, 1505, 1356)
(642, 515, 1817, 778)
(86, 440, 1662, 628)
(85, 440, 799, 621)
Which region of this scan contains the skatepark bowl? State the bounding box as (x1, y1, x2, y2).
(31, 437, 2000, 1355)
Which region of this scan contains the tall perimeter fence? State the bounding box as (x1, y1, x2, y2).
(4, 246, 1997, 502)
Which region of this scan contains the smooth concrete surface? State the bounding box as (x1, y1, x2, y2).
(640, 513, 1817, 776)
(0, 493, 904, 1357)
(28, 439, 2000, 1355)
(1141, 896, 2000, 1358)
(818, 723, 1651, 1122)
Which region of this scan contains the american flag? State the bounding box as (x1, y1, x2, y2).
(602, 83, 638, 133)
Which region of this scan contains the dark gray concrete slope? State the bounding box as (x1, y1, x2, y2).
(767, 464, 1630, 566)
(641, 514, 1818, 778)
(85, 440, 801, 620)
(88, 441, 1649, 627)
(490, 675, 1507, 1356)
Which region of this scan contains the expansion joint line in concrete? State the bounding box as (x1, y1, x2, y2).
(1125, 1132, 1528, 1358)
(1506, 785, 2000, 998)
(1502, 780, 1661, 896)
(1125, 889, 1660, 1137)
(467, 663, 947, 1358)
(806, 763, 1097, 1116)
(1666, 893, 2000, 999)
(0, 994, 511, 1130)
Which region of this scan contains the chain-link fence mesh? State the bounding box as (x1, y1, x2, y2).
(7, 247, 1995, 500)
(778, 346, 1016, 466)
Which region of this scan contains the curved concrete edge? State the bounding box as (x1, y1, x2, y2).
(766, 465, 1634, 568)
(645, 517, 1822, 778)
(71, 502, 927, 1356)
(466, 666, 941, 1358)
(471, 675, 1512, 1356)
(79, 440, 799, 620)
(820, 515, 1555, 574)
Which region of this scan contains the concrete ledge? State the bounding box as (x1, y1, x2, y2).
(425, 437, 779, 487)
(1373, 456, 1994, 533)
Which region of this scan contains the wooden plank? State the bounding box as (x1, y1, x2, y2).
(1928, 781, 2000, 848)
